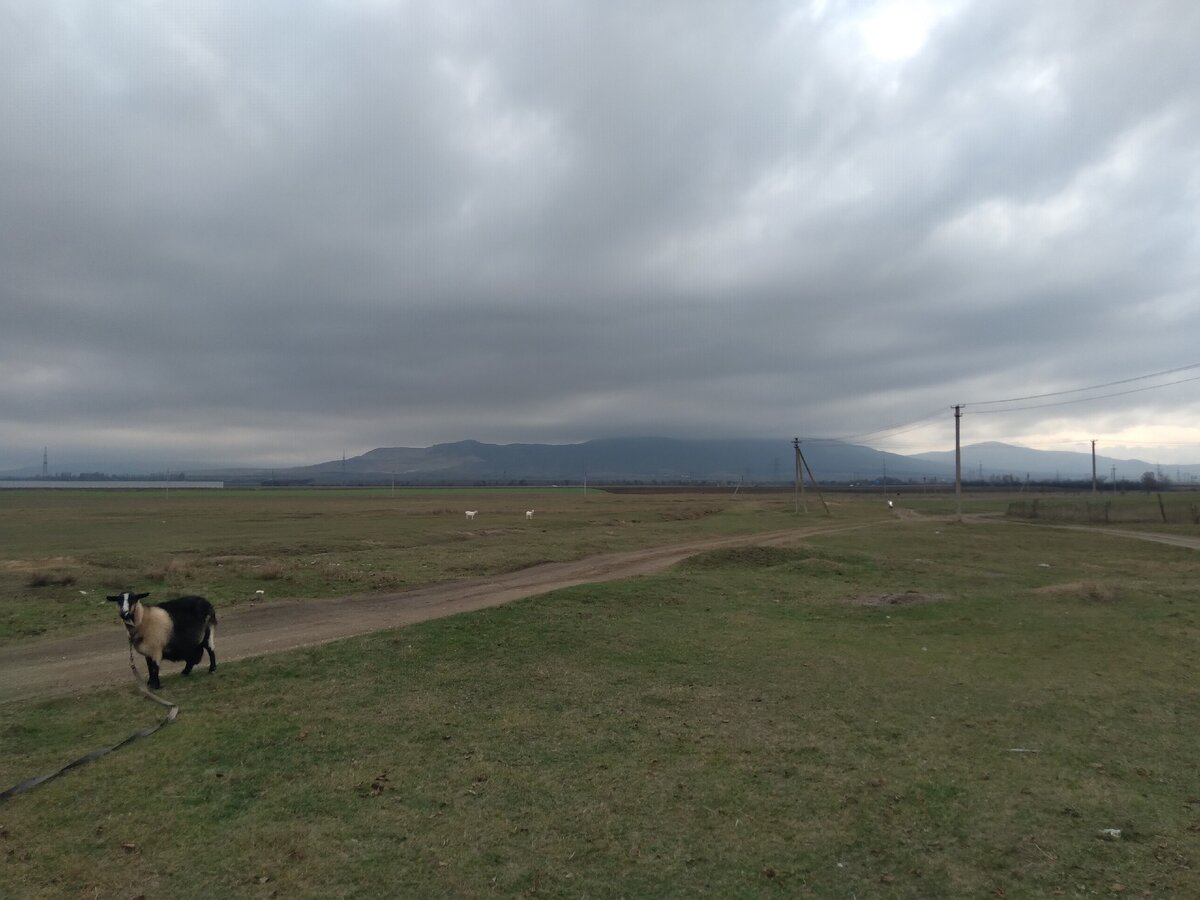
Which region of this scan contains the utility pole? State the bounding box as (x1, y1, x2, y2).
(1111, 465, 1117, 494)
(793, 437, 806, 514)
(954, 405, 963, 522)
(796, 441, 831, 516)
(1091, 440, 1097, 493)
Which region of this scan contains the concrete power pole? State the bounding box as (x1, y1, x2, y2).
(796, 440, 831, 517)
(1092, 440, 1097, 493)
(954, 405, 963, 522)
(793, 437, 806, 514)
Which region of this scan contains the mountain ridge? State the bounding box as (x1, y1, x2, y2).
(199, 437, 947, 484)
(6, 438, 1197, 485)
(204, 438, 1200, 485)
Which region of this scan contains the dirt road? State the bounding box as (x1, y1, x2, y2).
(1, 522, 871, 704)
(6, 514, 1196, 705)
(996, 517, 1200, 550)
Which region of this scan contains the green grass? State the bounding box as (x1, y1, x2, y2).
(2, 508, 1198, 897)
(1005, 491, 1200, 527)
(0, 487, 827, 643)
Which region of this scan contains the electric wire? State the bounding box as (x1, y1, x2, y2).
(966, 362, 1200, 407)
(968, 373, 1200, 414)
(800, 407, 947, 446)
(793, 362, 1200, 452)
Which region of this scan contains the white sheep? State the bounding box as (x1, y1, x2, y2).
(525, 509, 534, 519)
(465, 510, 478, 520)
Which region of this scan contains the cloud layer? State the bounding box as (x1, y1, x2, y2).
(3, 0, 1198, 469)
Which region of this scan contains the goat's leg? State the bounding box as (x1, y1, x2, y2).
(182, 646, 203, 675)
(145, 658, 162, 690)
(204, 629, 217, 673)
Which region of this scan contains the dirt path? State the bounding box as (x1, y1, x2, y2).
(1, 521, 871, 704)
(988, 515, 1200, 550)
(6, 514, 1196, 705)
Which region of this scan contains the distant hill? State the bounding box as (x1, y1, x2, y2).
(913, 441, 1200, 483)
(8, 438, 1196, 486)
(218, 437, 958, 485)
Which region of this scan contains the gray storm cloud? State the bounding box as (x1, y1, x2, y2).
(2, 0, 1198, 469)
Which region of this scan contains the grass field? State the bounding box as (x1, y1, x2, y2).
(1, 490, 1198, 897)
(0, 487, 815, 643)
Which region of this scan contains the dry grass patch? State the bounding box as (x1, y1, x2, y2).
(142, 556, 196, 584)
(847, 590, 949, 607)
(1, 556, 82, 572)
(25, 570, 78, 588)
(249, 561, 286, 581)
(1029, 580, 1121, 602)
(657, 505, 724, 521)
(207, 555, 263, 566)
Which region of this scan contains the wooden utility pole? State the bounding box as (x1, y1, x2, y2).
(1091, 440, 1097, 493)
(954, 405, 963, 522)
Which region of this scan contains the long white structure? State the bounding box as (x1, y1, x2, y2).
(0, 481, 224, 489)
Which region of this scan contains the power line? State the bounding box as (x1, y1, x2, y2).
(795, 361, 1200, 451)
(968, 373, 1200, 414)
(967, 361, 1200, 407)
(804, 407, 947, 445)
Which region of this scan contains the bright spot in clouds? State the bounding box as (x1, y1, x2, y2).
(858, 0, 955, 61)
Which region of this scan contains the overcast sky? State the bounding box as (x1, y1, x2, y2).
(3, 0, 1198, 470)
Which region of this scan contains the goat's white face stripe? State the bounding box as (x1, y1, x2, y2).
(119, 593, 135, 620)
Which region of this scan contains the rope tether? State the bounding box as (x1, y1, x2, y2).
(0, 643, 180, 802)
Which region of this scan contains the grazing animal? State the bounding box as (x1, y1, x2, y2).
(465, 510, 478, 520)
(887, 500, 894, 509)
(525, 509, 534, 519)
(108, 591, 217, 690)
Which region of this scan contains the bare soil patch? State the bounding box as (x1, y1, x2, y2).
(0, 557, 82, 572)
(848, 590, 948, 607)
(1029, 580, 1120, 602)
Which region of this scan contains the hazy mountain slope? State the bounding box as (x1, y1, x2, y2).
(12, 438, 1195, 484)
(275, 437, 957, 484)
(911, 441, 1200, 481)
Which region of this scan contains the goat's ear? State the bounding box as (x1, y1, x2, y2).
(106, 595, 121, 602)
(135, 592, 150, 600)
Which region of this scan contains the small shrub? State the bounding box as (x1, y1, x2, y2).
(26, 570, 77, 588)
(255, 562, 286, 581)
(684, 546, 809, 570)
(143, 557, 195, 584)
(166, 558, 193, 577)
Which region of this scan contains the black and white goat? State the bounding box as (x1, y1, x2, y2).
(108, 591, 218, 690)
